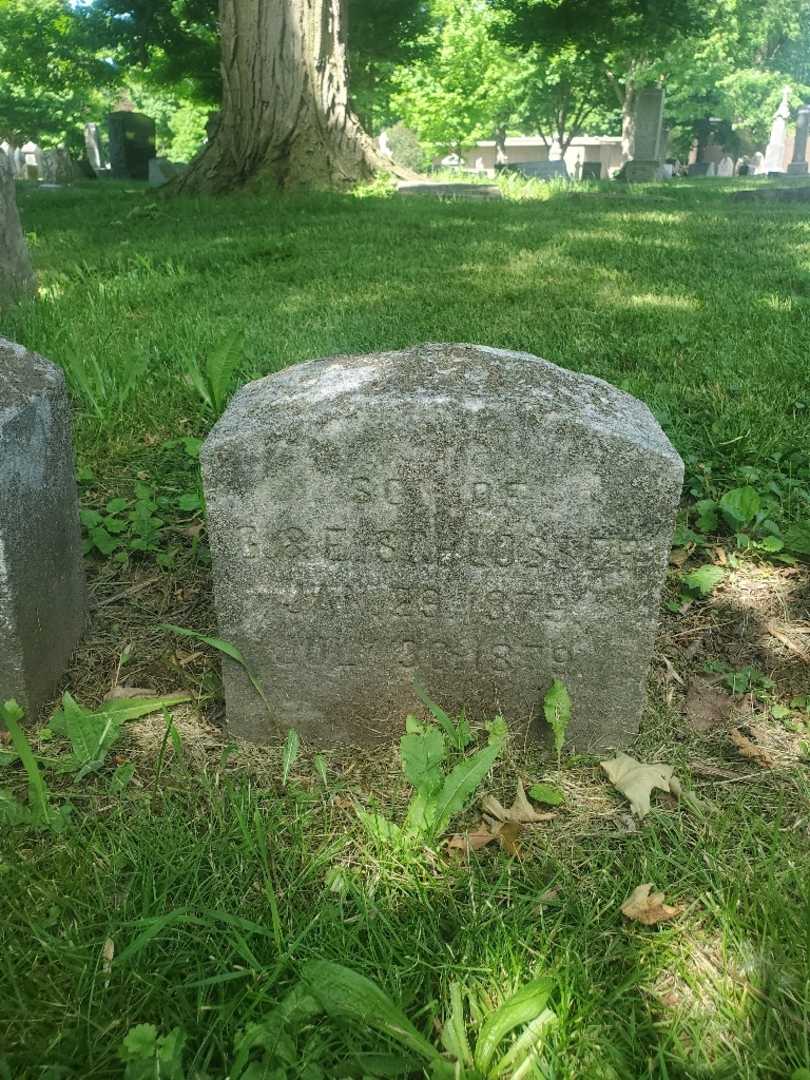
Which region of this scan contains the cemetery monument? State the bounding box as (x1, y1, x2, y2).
(788, 105, 810, 175)
(0, 150, 35, 305)
(108, 111, 157, 180)
(625, 87, 665, 182)
(0, 340, 86, 716)
(202, 343, 683, 751)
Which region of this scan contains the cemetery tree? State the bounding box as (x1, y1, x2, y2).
(0, 0, 112, 148)
(492, 0, 708, 157)
(391, 0, 533, 161)
(173, 0, 397, 193)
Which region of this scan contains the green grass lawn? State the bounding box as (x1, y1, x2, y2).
(1, 178, 809, 1079)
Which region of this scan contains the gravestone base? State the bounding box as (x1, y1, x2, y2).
(202, 343, 683, 752)
(625, 161, 660, 182)
(787, 162, 809, 175)
(0, 339, 86, 717)
(397, 181, 502, 200)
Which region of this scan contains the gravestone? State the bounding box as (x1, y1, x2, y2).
(84, 123, 106, 174)
(0, 150, 35, 305)
(148, 157, 189, 187)
(687, 162, 711, 177)
(580, 161, 602, 181)
(202, 343, 683, 751)
(397, 181, 502, 200)
(764, 85, 791, 174)
(21, 142, 42, 180)
(717, 155, 735, 177)
(0, 339, 86, 716)
(626, 87, 665, 181)
(503, 160, 569, 181)
(788, 105, 810, 175)
(107, 111, 156, 180)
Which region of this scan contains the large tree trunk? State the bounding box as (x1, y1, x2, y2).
(0, 149, 35, 306)
(175, 0, 391, 194)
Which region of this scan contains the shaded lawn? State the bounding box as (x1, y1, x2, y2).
(0, 179, 809, 1079)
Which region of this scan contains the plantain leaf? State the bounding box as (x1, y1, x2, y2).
(302, 961, 443, 1066)
(474, 977, 555, 1075)
(429, 737, 504, 838)
(543, 679, 571, 756)
(281, 728, 300, 787)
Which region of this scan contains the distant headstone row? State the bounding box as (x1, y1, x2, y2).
(1, 340, 682, 750)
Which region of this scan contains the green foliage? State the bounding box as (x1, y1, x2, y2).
(683, 564, 727, 597)
(48, 691, 192, 779)
(704, 660, 775, 696)
(527, 782, 564, 806)
(0, 0, 113, 147)
(182, 336, 243, 416)
(119, 1023, 187, 1080)
(281, 729, 300, 788)
(360, 710, 507, 846)
(543, 679, 571, 760)
(0, 700, 72, 833)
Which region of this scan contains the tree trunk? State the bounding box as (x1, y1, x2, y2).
(621, 80, 636, 161)
(0, 149, 35, 306)
(175, 0, 391, 194)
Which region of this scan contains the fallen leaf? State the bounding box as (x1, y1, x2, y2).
(102, 937, 115, 988)
(600, 753, 677, 819)
(104, 686, 156, 702)
(685, 678, 732, 733)
(729, 729, 773, 768)
(496, 821, 523, 857)
(0, 729, 10, 746)
(621, 883, 684, 925)
(446, 822, 500, 856)
(669, 547, 689, 567)
(767, 621, 810, 662)
(481, 779, 556, 824)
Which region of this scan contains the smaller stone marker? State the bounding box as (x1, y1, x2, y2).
(0, 339, 86, 716)
(0, 150, 35, 305)
(580, 161, 602, 181)
(788, 105, 810, 175)
(107, 111, 156, 180)
(397, 181, 502, 200)
(202, 344, 683, 751)
(503, 160, 569, 181)
(764, 85, 791, 174)
(148, 157, 189, 188)
(626, 87, 665, 182)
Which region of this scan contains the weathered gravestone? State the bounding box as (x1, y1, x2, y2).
(788, 105, 810, 175)
(107, 111, 156, 180)
(0, 149, 35, 305)
(626, 87, 665, 182)
(580, 161, 602, 181)
(202, 344, 683, 750)
(764, 85, 791, 175)
(0, 339, 86, 716)
(503, 160, 569, 181)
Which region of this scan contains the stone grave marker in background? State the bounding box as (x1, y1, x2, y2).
(625, 87, 665, 182)
(107, 111, 156, 180)
(580, 161, 602, 181)
(148, 157, 189, 188)
(202, 343, 683, 751)
(84, 123, 106, 175)
(0, 339, 86, 717)
(503, 160, 569, 181)
(788, 105, 810, 175)
(0, 149, 35, 305)
(764, 85, 791, 174)
(717, 155, 735, 177)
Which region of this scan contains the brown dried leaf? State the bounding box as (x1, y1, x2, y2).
(685, 678, 733, 733)
(600, 753, 677, 819)
(481, 779, 556, 824)
(104, 686, 156, 702)
(496, 821, 523, 857)
(101, 937, 115, 989)
(621, 883, 684, 925)
(661, 656, 684, 686)
(446, 823, 500, 857)
(767, 621, 810, 661)
(729, 729, 773, 768)
(669, 547, 689, 567)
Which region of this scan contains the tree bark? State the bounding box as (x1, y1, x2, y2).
(175, 0, 393, 194)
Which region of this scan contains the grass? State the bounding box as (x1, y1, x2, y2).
(1, 176, 810, 1078)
